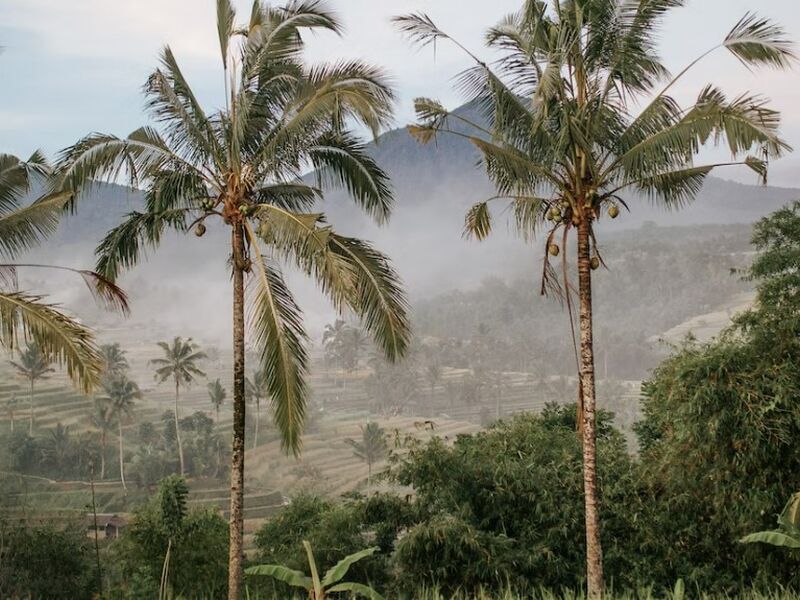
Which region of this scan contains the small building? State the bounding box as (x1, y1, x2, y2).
(85, 513, 127, 540)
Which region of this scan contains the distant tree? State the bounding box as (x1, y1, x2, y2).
(323, 320, 368, 373)
(345, 422, 388, 490)
(424, 363, 442, 405)
(40, 423, 72, 476)
(245, 370, 268, 450)
(207, 379, 227, 422)
(397, 4, 794, 594)
(151, 337, 206, 476)
(100, 343, 129, 376)
(100, 375, 141, 492)
(10, 342, 54, 434)
(5, 394, 18, 433)
(91, 397, 116, 479)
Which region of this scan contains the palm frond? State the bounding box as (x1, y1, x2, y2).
(95, 209, 189, 281)
(326, 234, 410, 363)
(0, 191, 72, 258)
(464, 201, 492, 240)
(0, 291, 101, 393)
(217, 0, 236, 68)
(309, 132, 393, 224)
(724, 12, 796, 70)
(246, 244, 308, 455)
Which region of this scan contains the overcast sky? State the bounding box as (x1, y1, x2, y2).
(2, 0, 800, 186)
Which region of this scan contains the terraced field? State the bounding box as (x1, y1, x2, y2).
(0, 327, 643, 552)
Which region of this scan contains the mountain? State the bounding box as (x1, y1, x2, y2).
(22, 102, 799, 344)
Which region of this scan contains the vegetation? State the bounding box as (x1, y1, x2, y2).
(10, 341, 54, 434)
(247, 541, 384, 600)
(208, 378, 227, 422)
(345, 422, 388, 490)
(396, 2, 794, 594)
(100, 374, 141, 492)
(742, 493, 800, 551)
(151, 337, 207, 476)
(0, 518, 96, 599)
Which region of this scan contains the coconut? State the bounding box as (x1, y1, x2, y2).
(608, 205, 620, 219)
(194, 223, 206, 237)
(548, 243, 560, 257)
(590, 256, 600, 270)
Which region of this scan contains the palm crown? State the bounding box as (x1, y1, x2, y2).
(151, 337, 207, 386)
(396, 3, 794, 267)
(56, 0, 410, 452)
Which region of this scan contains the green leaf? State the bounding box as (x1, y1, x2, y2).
(321, 546, 379, 587)
(740, 530, 800, 549)
(244, 564, 312, 590)
(327, 581, 386, 600)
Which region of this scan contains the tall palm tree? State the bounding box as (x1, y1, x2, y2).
(395, 3, 793, 596)
(100, 343, 129, 376)
(91, 397, 116, 479)
(151, 337, 207, 476)
(10, 342, 55, 434)
(245, 369, 268, 450)
(100, 374, 141, 493)
(0, 152, 127, 395)
(55, 2, 410, 596)
(344, 421, 387, 490)
(208, 378, 227, 422)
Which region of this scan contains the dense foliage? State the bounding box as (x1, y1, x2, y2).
(0, 518, 96, 599)
(106, 478, 229, 599)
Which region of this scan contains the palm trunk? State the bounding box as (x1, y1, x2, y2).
(118, 419, 127, 493)
(100, 430, 107, 480)
(28, 380, 34, 435)
(9, 409, 14, 433)
(367, 461, 372, 491)
(174, 380, 185, 476)
(577, 217, 603, 598)
(228, 222, 247, 600)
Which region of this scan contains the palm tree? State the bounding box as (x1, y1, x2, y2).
(55, 3, 410, 596)
(395, 4, 793, 596)
(5, 394, 18, 433)
(100, 374, 141, 493)
(0, 152, 127, 395)
(10, 342, 55, 434)
(245, 369, 268, 450)
(344, 421, 387, 490)
(40, 422, 72, 475)
(208, 379, 227, 422)
(91, 397, 116, 479)
(100, 343, 129, 376)
(151, 337, 207, 476)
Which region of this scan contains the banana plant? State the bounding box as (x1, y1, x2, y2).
(741, 492, 800, 549)
(246, 541, 384, 599)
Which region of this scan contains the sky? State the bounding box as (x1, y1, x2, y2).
(2, 0, 800, 186)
